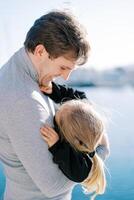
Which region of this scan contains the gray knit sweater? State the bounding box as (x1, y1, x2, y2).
(0, 47, 76, 200)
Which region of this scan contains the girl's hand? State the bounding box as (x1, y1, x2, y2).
(40, 125, 59, 148)
(40, 82, 53, 94)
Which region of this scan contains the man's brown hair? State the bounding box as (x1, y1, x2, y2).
(24, 11, 90, 65)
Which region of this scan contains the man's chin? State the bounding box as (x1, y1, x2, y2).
(41, 80, 52, 87)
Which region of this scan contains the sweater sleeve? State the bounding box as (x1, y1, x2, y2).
(44, 82, 87, 104)
(49, 140, 92, 182)
(5, 97, 75, 198)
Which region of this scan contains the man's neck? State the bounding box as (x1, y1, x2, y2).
(27, 51, 40, 75)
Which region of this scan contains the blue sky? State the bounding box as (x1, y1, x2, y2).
(0, 0, 134, 70)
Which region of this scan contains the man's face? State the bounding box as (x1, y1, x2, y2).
(39, 53, 76, 87)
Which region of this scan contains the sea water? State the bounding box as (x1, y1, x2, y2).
(72, 86, 134, 200)
(0, 87, 134, 200)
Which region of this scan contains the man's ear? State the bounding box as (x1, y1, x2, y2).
(34, 44, 49, 58)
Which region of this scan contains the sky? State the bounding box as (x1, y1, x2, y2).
(0, 0, 134, 70)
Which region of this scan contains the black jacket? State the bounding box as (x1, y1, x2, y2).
(46, 81, 87, 104)
(43, 82, 92, 182)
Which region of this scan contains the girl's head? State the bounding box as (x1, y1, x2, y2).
(55, 99, 106, 199)
(55, 99, 104, 152)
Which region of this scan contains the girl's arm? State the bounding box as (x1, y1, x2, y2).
(40, 126, 92, 182)
(40, 82, 87, 104)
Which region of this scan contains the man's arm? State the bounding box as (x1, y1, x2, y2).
(5, 96, 75, 198)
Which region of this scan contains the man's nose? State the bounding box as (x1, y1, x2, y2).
(61, 71, 71, 80)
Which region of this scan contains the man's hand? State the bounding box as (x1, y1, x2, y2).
(40, 125, 59, 148)
(40, 82, 53, 94)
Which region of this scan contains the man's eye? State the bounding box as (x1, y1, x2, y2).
(61, 67, 66, 71)
(79, 140, 83, 145)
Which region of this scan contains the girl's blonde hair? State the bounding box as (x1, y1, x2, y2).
(56, 99, 106, 199)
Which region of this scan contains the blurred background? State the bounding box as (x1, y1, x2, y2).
(0, 0, 134, 199)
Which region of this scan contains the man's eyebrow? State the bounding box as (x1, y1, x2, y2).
(61, 65, 73, 70)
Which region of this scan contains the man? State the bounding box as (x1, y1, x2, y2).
(0, 11, 90, 200)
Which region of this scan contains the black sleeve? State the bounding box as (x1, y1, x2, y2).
(49, 140, 92, 182)
(43, 82, 87, 104)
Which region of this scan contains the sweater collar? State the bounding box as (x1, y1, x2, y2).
(15, 47, 39, 83)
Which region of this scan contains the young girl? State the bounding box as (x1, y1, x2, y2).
(40, 82, 109, 200)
